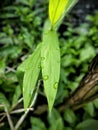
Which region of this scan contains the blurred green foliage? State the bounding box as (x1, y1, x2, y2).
(0, 0, 98, 130)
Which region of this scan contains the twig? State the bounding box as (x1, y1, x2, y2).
(1, 104, 14, 130)
(0, 98, 23, 123)
(0, 122, 4, 127)
(5, 66, 16, 73)
(10, 108, 33, 114)
(14, 108, 30, 130)
(0, 112, 5, 116)
(0, 115, 6, 122)
(11, 98, 23, 110)
(14, 80, 40, 130)
(0, 105, 7, 122)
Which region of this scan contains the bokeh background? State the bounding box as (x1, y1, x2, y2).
(0, 0, 98, 130)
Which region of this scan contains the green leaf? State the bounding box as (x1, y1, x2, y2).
(41, 30, 60, 112)
(48, 108, 62, 125)
(80, 45, 95, 62)
(83, 103, 95, 117)
(30, 117, 47, 130)
(18, 44, 41, 109)
(49, 118, 64, 130)
(0, 59, 5, 74)
(64, 127, 73, 130)
(21, 27, 34, 49)
(0, 46, 21, 59)
(75, 119, 98, 130)
(93, 99, 98, 109)
(18, 44, 41, 72)
(12, 85, 21, 106)
(48, 109, 64, 130)
(49, 0, 69, 26)
(64, 108, 77, 126)
(0, 92, 10, 111)
(49, 0, 78, 27)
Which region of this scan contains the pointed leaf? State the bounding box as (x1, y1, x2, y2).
(17, 44, 41, 72)
(18, 44, 41, 109)
(41, 30, 60, 111)
(49, 0, 78, 27)
(23, 44, 41, 109)
(49, 0, 68, 26)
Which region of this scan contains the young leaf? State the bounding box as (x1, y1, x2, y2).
(18, 44, 41, 109)
(49, 0, 78, 27)
(49, 0, 68, 26)
(41, 30, 60, 112)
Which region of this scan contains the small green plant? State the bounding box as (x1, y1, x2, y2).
(18, 0, 78, 112)
(1, 0, 98, 130)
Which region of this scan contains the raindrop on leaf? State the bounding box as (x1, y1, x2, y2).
(43, 75, 49, 80)
(41, 57, 45, 61)
(53, 82, 58, 89)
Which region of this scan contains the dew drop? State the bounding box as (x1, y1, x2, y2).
(41, 57, 45, 61)
(43, 75, 49, 80)
(53, 82, 58, 89)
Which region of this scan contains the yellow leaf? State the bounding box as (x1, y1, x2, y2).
(49, 0, 69, 26)
(49, 0, 78, 27)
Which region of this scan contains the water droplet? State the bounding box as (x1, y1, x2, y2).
(43, 75, 49, 80)
(41, 57, 45, 61)
(53, 82, 58, 89)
